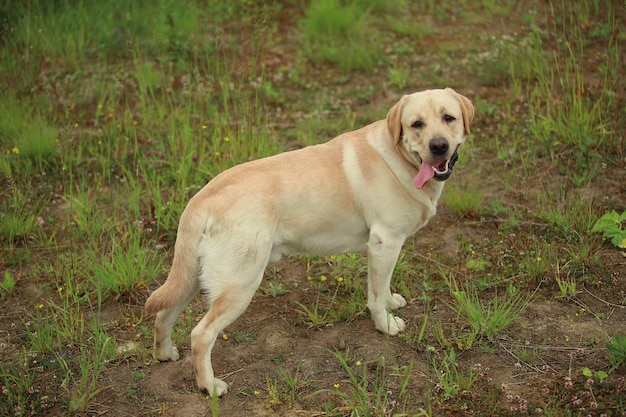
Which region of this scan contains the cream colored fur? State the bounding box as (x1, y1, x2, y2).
(145, 88, 474, 397)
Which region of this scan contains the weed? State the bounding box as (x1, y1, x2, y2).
(606, 334, 626, 372)
(0, 271, 16, 298)
(582, 367, 607, 383)
(23, 308, 58, 354)
(521, 245, 553, 283)
(58, 323, 115, 413)
(592, 211, 626, 249)
(0, 95, 58, 173)
(0, 184, 44, 244)
(233, 330, 256, 343)
(263, 281, 290, 297)
(536, 187, 596, 242)
(554, 266, 579, 301)
(328, 350, 421, 416)
(299, 0, 382, 71)
(517, 348, 539, 365)
(275, 362, 316, 407)
(388, 65, 410, 90)
(442, 181, 483, 219)
(296, 296, 333, 329)
(519, 2, 621, 182)
(430, 348, 486, 402)
(265, 376, 282, 408)
(444, 276, 533, 343)
(471, 33, 541, 86)
(88, 224, 165, 298)
(0, 350, 49, 416)
(466, 258, 492, 273)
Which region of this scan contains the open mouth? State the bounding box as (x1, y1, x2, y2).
(433, 149, 459, 181)
(413, 148, 460, 189)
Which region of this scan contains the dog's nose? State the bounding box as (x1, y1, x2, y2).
(429, 137, 449, 156)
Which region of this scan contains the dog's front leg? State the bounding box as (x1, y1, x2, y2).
(366, 228, 407, 336)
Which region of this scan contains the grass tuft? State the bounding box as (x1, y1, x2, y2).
(300, 0, 383, 71)
(444, 276, 533, 344)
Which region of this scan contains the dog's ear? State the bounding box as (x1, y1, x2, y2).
(386, 95, 407, 143)
(446, 88, 474, 136)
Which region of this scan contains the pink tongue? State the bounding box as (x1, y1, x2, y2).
(413, 161, 435, 189)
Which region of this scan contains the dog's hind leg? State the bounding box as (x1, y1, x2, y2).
(190, 238, 271, 397)
(190, 275, 264, 397)
(153, 282, 199, 361)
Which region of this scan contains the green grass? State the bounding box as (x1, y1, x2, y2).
(0, 0, 625, 415)
(443, 180, 484, 219)
(510, 2, 622, 185)
(328, 351, 423, 416)
(607, 334, 626, 372)
(429, 348, 483, 403)
(299, 0, 384, 72)
(88, 224, 166, 299)
(444, 276, 533, 344)
(0, 94, 58, 174)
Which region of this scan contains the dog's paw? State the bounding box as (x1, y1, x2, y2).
(387, 293, 407, 310)
(376, 313, 406, 336)
(199, 378, 229, 397)
(156, 345, 179, 362)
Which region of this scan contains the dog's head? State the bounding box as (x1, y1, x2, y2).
(386, 88, 474, 189)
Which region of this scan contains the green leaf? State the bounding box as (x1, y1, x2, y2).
(610, 232, 626, 249)
(582, 367, 593, 378)
(596, 370, 607, 381)
(592, 212, 620, 232)
(466, 258, 491, 272)
(603, 226, 621, 239)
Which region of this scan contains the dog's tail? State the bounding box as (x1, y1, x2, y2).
(145, 198, 206, 315)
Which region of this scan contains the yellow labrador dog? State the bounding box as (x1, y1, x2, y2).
(145, 88, 474, 396)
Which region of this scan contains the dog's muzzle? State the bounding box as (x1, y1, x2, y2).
(432, 148, 459, 182)
(413, 146, 461, 189)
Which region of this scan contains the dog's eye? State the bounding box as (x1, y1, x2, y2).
(411, 120, 424, 129)
(443, 114, 456, 123)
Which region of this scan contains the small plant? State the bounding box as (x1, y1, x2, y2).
(265, 376, 283, 408)
(275, 362, 316, 408)
(606, 334, 626, 372)
(89, 227, 165, 298)
(466, 258, 491, 273)
(592, 211, 626, 249)
(517, 348, 539, 365)
(295, 298, 332, 328)
(430, 348, 485, 402)
(554, 265, 579, 301)
(329, 351, 419, 415)
(388, 66, 410, 90)
(0, 95, 58, 173)
(0, 350, 44, 415)
(444, 276, 532, 343)
(581, 367, 607, 383)
(0, 186, 43, 244)
(0, 271, 16, 298)
(299, 0, 382, 71)
(263, 282, 290, 297)
(580, 366, 607, 410)
(442, 181, 483, 219)
(522, 248, 552, 283)
(58, 325, 115, 413)
(233, 330, 256, 343)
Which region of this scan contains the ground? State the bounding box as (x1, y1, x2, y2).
(0, 0, 625, 416)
